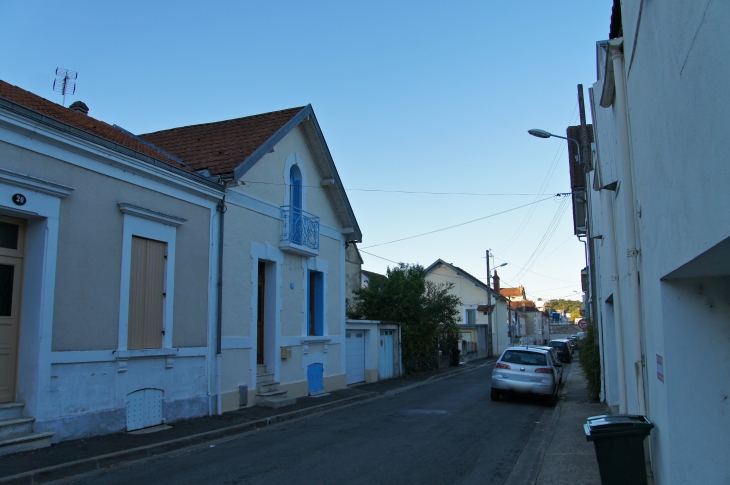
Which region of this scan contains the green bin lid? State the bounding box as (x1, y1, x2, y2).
(585, 414, 654, 435)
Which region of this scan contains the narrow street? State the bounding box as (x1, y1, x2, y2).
(65, 363, 557, 485)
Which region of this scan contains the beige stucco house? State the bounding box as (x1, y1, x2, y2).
(0, 81, 224, 451)
(142, 106, 362, 412)
(424, 259, 509, 358)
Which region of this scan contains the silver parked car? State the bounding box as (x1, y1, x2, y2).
(491, 347, 559, 406)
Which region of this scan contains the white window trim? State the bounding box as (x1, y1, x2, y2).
(464, 306, 478, 325)
(117, 207, 182, 351)
(283, 153, 308, 212)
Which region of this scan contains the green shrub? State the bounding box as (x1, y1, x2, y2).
(579, 322, 601, 401)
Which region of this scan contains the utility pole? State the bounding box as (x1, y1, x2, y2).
(486, 250, 492, 357)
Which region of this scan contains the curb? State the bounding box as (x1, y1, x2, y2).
(0, 360, 494, 485)
(503, 369, 572, 485)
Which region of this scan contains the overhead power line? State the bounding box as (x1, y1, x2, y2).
(361, 194, 569, 249)
(241, 180, 555, 197)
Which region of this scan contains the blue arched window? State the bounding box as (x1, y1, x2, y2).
(289, 165, 303, 244)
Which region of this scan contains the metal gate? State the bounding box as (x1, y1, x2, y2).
(125, 389, 164, 431)
(346, 332, 365, 385)
(379, 330, 394, 380)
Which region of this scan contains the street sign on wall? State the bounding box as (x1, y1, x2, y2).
(577, 319, 588, 330)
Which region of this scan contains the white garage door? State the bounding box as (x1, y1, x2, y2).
(346, 331, 365, 385)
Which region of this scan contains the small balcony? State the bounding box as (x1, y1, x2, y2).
(279, 205, 320, 256)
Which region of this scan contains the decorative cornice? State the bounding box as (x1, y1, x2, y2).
(118, 203, 187, 227)
(0, 167, 75, 198)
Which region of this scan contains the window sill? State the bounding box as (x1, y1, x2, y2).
(301, 338, 331, 355)
(115, 348, 178, 372)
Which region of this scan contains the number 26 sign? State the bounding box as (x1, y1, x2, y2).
(12, 193, 26, 206)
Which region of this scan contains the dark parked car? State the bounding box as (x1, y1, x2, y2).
(549, 339, 573, 363)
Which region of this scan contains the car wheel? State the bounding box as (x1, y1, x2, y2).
(491, 388, 500, 401)
(544, 393, 557, 407)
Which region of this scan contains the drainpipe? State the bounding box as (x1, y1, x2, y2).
(603, 190, 628, 413)
(213, 193, 226, 415)
(610, 38, 646, 416)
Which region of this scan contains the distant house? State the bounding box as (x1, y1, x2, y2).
(424, 259, 508, 358)
(361, 269, 387, 288)
(508, 300, 550, 345)
(499, 285, 527, 301)
(345, 243, 363, 306)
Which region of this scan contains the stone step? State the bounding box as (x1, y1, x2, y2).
(0, 432, 54, 457)
(0, 417, 35, 440)
(256, 364, 268, 375)
(0, 402, 24, 420)
(256, 381, 280, 394)
(257, 396, 297, 409)
(255, 389, 289, 405)
(257, 373, 275, 384)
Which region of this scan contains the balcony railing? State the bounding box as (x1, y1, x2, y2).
(280, 205, 320, 256)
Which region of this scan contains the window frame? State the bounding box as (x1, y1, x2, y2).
(117, 206, 182, 351)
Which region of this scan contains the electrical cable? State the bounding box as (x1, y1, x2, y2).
(241, 181, 551, 197)
(496, 103, 579, 251)
(360, 194, 568, 249)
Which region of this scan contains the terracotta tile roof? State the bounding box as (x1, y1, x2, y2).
(500, 286, 525, 298)
(140, 107, 306, 176)
(0, 80, 188, 171)
(510, 300, 537, 310)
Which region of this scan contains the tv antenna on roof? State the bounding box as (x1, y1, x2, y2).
(53, 68, 77, 107)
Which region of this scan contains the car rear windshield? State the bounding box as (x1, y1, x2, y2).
(501, 351, 547, 366)
(550, 341, 567, 349)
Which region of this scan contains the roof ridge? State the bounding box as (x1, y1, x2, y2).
(141, 106, 307, 136)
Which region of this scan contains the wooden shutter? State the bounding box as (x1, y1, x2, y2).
(128, 236, 166, 350)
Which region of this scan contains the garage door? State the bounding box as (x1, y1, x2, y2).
(346, 331, 365, 385)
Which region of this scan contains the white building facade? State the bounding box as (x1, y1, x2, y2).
(585, 1, 730, 482)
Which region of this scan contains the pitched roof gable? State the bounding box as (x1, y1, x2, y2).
(0, 80, 192, 173)
(424, 259, 504, 299)
(141, 105, 362, 242)
(140, 107, 305, 176)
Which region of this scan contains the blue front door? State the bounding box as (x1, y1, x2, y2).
(307, 363, 324, 394)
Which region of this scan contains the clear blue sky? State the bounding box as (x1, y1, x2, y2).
(1, 1, 612, 302)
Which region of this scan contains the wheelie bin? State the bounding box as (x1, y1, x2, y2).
(584, 414, 654, 485)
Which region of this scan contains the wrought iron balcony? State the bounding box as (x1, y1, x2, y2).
(280, 206, 320, 256)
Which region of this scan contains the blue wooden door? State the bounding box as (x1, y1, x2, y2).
(307, 363, 324, 394)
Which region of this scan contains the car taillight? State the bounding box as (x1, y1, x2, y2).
(535, 368, 553, 374)
(496, 363, 511, 370)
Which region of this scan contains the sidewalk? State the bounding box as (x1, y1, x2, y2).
(0, 359, 489, 484)
(506, 355, 609, 485)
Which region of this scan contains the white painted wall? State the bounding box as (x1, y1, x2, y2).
(588, 2, 730, 481)
(219, 127, 350, 411)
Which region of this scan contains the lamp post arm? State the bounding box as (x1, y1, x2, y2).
(548, 134, 582, 165)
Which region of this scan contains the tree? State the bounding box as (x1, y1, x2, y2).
(348, 263, 461, 374)
(546, 298, 583, 316)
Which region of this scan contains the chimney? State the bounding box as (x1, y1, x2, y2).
(69, 101, 89, 115)
(492, 271, 500, 293)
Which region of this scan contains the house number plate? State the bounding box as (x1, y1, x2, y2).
(12, 193, 26, 206)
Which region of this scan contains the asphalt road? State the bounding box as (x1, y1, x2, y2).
(66, 363, 548, 485)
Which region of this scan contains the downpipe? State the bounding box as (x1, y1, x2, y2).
(610, 38, 647, 416)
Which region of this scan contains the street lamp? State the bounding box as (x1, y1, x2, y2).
(493, 262, 507, 274)
(528, 129, 582, 166)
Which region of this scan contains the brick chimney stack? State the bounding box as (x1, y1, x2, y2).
(492, 271, 500, 293)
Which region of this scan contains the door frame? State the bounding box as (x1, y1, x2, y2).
(0, 215, 26, 402)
